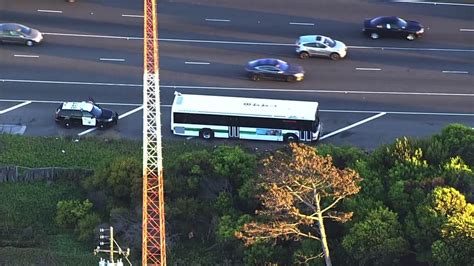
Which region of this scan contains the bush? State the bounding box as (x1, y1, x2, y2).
(56, 200, 93, 229)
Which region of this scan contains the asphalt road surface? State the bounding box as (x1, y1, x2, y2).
(0, 0, 473, 150)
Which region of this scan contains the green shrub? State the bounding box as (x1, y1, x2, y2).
(56, 200, 93, 229)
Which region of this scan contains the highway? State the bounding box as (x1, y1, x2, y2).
(0, 0, 473, 149)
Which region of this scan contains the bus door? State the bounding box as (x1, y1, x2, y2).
(229, 126, 240, 138)
(228, 117, 240, 138)
(299, 130, 312, 142)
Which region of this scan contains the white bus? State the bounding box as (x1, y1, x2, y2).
(171, 91, 322, 142)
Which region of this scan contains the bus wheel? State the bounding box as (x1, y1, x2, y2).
(199, 129, 214, 140)
(284, 134, 299, 143)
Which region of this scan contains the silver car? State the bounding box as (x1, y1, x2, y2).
(296, 35, 347, 60)
(0, 23, 43, 47)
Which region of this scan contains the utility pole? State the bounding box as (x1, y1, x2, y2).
(94, 226, 132, 266)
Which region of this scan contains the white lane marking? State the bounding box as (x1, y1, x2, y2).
(321, 109, 474, 116)
(77, 105, 143, 136)
(41, 32, 474, 53)
(1, 79, 473, 97)
(205, 18, 231, 22)
(0, 101, 32, 114)
(185, 61, 210, 65)
(289, 22, 315, 26)
(14, 54, 39, 58)
(0, 99, 473, 117)
(356, 67, 381, 71)
(118, 105, 143, 119)
(442, 70, 469, 74)
(320, 112, 386, 140)
(460, 29, 474, 32)
(121, 14, 144, 18)
(43, 32, 142, 40)
(99, 58, 125, 62)
(37, 9, 63, 13)
(391, 0, 474, 7)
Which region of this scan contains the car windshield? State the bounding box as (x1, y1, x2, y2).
(395, 18, 407, 28)
(18, 25, 31, 35)
(323, 37, 336, 48)
(90, 105, 102, 117)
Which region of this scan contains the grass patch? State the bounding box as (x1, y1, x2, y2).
(0, 181, 83, 233)
(0, 246, 97, 265)
(0, 134, 141, 169)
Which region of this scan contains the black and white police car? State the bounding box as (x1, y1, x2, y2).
(55, 101, 119, 129)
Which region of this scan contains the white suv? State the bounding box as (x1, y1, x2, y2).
(296, 35, 347, 60)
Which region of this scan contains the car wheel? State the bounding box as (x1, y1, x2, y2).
(62, 120, 72, 129)
(199, 129, 214, 140)
(98, 123, 106, 130)
(26, 40, 34, 47)
(286, 76, 295, 82)
(407, 34, 416, 41)
(370, 32, 379, 40)
(299, 52, 310, 59)
(250, 74, 260, 81)
(330, 53, 341, 60)
(284, 134, 299, 143)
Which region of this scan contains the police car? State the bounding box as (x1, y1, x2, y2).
(55, 101, 119, 129)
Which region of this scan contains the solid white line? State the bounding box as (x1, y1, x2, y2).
(0, 101, 32, 114)
(41, 32, 474, 53)
(37, 9, 63, 13)
(442, 70, 469, 74)
(289, 22, 315, 26)
(0, 99, 472, 117)
(99, 58, 125, 62)
(460, 29, 474, 32)
(320, 112, 387, 140)
(392, 0, 474, 7)
(14, 54, 39, 58)
(185, 61, 210, 65)
(43, 32, 142, 40)
(356, 67, 381, 71)
(119, 105, 143, 119)
(77, 106, 144, 136)
(205, 18, 231, 22)
(121, 14, 144, 18)
(1, 79, 473, 97)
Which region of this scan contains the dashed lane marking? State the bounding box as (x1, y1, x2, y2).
(1, 79, 473, 97)
(41, 32, 474, 53)
(320, 112, 386, 140)
(205, 18, 231, 22)
(14, 54, 39, 58)
(121, 14, 144, 18)
(460, 29, 474, 32)
(0, 101, 32, 114)
(356, 67, 381, 71)
(442, 70, 469, 74)
(185, 61, 210, 65)
(289, 22, 315, 26)
(99, 58, 125, 62)
(37, 9, 63, 13)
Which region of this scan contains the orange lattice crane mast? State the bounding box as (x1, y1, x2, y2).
(142, 0, 166, 265)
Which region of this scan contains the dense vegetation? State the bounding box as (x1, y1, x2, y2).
(0, 123, 472, 265)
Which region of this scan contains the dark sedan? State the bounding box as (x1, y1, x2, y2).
(363, 16, 424, 41)
(0, 23, 43, 46)
(245, 58, 305, 82)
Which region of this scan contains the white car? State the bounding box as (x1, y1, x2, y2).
(296, 35, 347, 60)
